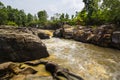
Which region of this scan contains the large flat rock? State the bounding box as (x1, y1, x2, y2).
(0, 28, 49, 63)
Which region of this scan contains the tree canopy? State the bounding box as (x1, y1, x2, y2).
(0, 1, 120, 28)
(80, 0, 120, 25)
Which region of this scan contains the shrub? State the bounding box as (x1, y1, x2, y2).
(6, 21, 18, 27)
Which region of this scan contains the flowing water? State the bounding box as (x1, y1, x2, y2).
(42, 38, 120, 80)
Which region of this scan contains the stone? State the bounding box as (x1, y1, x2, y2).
(37, 32, 50, 39)
(0, 28, 49, 63)
(112, 31, 120, 49)
(53, 28, 63, 38)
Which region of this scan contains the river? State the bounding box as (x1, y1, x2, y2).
(42, 38, 120, 80)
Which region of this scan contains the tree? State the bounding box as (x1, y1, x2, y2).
(0, 8, 8, 25)
(60, 13, 65, 21)
(0, 2, 7, 25)
(37, 10, 48, 26)
(81, 0, 120, 25)
(17, 10, 27, 26)
(71, 15, 74, 19)
(101, 0, 120, 24)
(0, 1, 4, 9)
(27, 13, 33, 23)
(33, 14, 38, 21)
(65, 13, 69, 20)
(82, 0, 101, 25)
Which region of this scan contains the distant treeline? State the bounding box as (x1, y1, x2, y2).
(0, 0, 120, 28)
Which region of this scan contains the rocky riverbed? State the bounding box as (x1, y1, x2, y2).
(0, 26, 83, 80)
(0, 25, 120, 80)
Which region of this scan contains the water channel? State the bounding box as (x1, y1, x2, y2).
(42, 38, 120, 80)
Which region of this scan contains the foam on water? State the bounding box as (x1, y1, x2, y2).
(42, 38, 120, 80)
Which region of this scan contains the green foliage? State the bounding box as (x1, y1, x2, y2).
(65, 13, 69, 20)
(6, 21, 18, 26)
(37, 10, 48, 26)
(60, 13, 65, 21)
(80, 0, 120, 25)
(0, 8, 8, 25)
(101, 0, 120, 24)
(0, 0, 120, 28)
(27, 13, 33, 22)
(27, 21, 38, 27)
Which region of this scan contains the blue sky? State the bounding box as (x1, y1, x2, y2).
(0, 0, 84, 17)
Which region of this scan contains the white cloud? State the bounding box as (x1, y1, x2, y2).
(0, 0, 84, 17)
(47, 0, 84, 17)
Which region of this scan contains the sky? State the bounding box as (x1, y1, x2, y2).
(0, 0, 84, 18)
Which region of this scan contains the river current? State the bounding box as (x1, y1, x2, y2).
(42, 38, 120, 80)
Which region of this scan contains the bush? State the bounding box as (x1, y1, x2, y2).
(6, 21, 18, 27)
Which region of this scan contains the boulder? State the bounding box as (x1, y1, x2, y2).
(53, 28, 63, 38)
(63, 27, 74, 39)
(28, 28, 51, 39)
(37, 31, 50, 39)
(0, 28, 49, 63)
(53, 24, 74, 39)
(73, 28, 93, 43)
(0, 62, 38, 80)
(112, 31, 120, 49)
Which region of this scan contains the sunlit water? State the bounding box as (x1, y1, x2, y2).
(42, 38, 120, 80)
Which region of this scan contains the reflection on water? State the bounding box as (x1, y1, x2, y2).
(42, 38, 120, 80)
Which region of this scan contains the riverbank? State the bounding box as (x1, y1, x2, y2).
(53, 24, 120, 50)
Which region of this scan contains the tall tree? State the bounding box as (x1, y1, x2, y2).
(27, 13, 33, 23)
(0, 9, 8, 25)
(18, 10, 27, 26)
(65, 13, 69, 20)
(60, 13, 65, 21)
(82, 0, 101, 25)
(101, 0, 120, 24)
(33, 14, 38, 21)
(37, 10, 48, 25)
(0, 2, 8, 25)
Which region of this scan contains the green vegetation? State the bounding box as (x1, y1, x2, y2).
(6, 21, 18, 26)
(0, 0, 120, 28)
(81, 0, 120, 25)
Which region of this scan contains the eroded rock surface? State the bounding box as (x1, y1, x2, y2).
(0, 27, 49, 63)
(54, 24, 120, 49)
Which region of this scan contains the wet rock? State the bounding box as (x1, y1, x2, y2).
(61, 24, 74, 39)
(24, 60, 84, 80)
(37, 32, 50, 39)
(53, 28, 63, 38)
(112, 31, 120, 49)
(0, 62, 18, 79)
(73, 29, 92, 43)
(53, 24, 74, 39)
(23, 75, 53, 80)
(28, 28, 51, 39)
(90, 25, 114, 47)
(0, 28, 49, 63)
(0, 62, 38, 80)
(18, 67, 37, 75)
(11, 74, 26, 80)
(0, 62, 14, 79)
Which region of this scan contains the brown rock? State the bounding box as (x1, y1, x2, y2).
(0, 28, 49, 63)
(112, 31, 120, 49)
